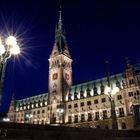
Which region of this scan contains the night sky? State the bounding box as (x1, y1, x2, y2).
(0, 0, 140, 112)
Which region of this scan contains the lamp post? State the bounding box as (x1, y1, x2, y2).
(0, 36, 20, 106)
(105, 84, 119, 130)
(26, 113, 33, 123)
(56, 105, 64, 124)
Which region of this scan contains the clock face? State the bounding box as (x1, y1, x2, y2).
(52, 73, 58, 80)
(65, 73, 70, 80)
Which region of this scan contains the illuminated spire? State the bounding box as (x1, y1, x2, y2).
(52, 6, 70, 58)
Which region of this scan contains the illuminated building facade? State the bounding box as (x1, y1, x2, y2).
(7, 11, 140, 130)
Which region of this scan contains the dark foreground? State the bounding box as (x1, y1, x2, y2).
(0, 122, 140, 140)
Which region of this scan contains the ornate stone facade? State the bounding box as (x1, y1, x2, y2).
(7, 11, 140, 130)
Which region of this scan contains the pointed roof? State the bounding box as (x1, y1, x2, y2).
(125, 57, 131, 68)
(51, 7, 71, 58)
(11, 93, 15, 101)
(58, 6, 62, 31)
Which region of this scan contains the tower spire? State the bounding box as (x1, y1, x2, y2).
(58, 6, 62, 30)
(52, 6, 70, 58)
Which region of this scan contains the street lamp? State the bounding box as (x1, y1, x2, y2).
(0, 36, 20, 106)
(105, 84, 119, 130)
(26, 113, 33, 123)
(56, 106, 64, 124)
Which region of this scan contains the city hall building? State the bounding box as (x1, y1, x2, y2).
(8, 12, 140, 130)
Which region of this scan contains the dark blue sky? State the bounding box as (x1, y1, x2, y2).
(1, 0, 140, 112)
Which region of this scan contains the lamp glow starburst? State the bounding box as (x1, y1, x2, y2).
(6, 36, 17, 46)
(0, 35, 21, 107)
(10, 45, 20, 55)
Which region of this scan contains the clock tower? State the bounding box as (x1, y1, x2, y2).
(48, 9, 72, 124)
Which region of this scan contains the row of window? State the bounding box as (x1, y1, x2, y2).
(68, 98, 106, 109)
(16, 109, 46, 118)
(68, 108, 125, 123)
(17, 101, 47, 111)
(33, 109, 45, 115)
(68, 82, 122, 101)
(16, 119, 46, 125)
(68, 95, 123, 109)
(129, 79, 134, 85)
(128, 90, 140, 97)
(68, 91, 124, 101)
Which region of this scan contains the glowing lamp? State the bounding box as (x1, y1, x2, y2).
(6, 36, 17, 46)
(56, 109, 59, 113)
(105, 86, 111, 95)
(10, 45, 20, 55)
(112, 87, 119, 95)
(60, 109, 64, 113)
(105, 86, 119, 96)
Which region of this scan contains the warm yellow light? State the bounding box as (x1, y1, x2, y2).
(105, 86, 111, 95)
(112, 87, 119, 95)
(0, 44, 5, 55)
(105, 86, 119, 96)
(6, 36, 17, 46)
(10, 45, 20, 55)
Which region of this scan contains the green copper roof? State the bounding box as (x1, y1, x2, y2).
(17, 92, 48, 106)
(69, 73, 123, 95)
